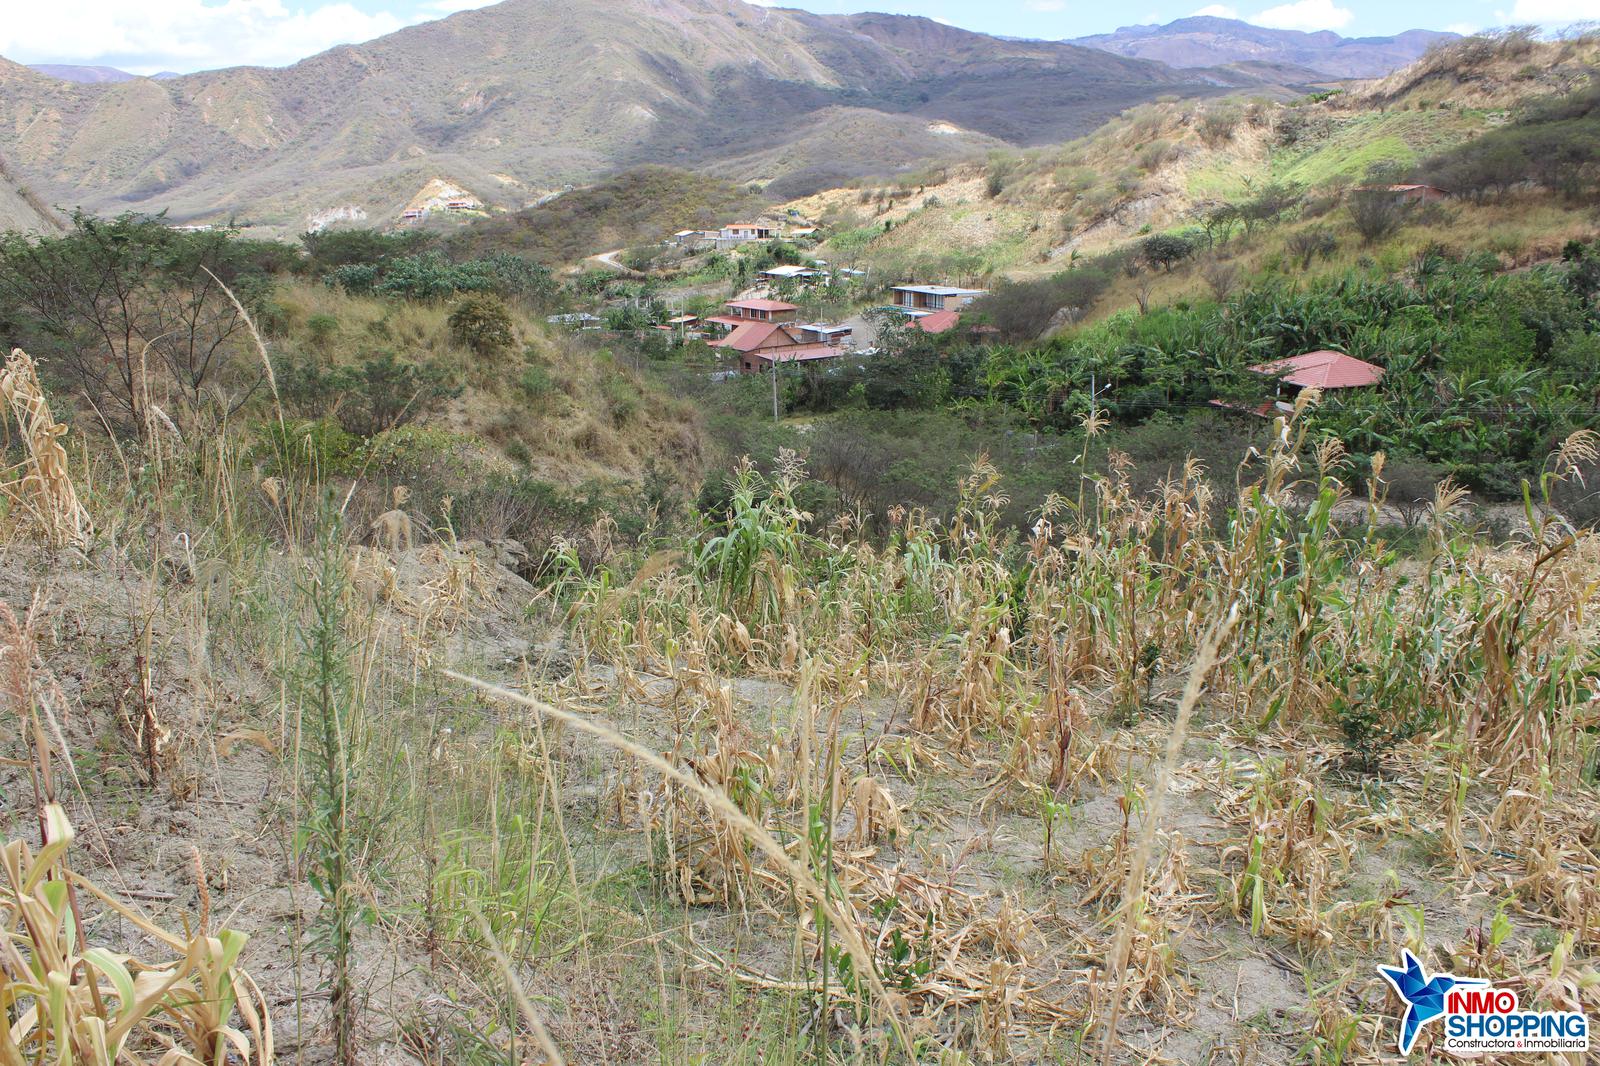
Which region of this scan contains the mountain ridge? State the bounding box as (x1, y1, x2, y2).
(0, 0, 1277, 234)
(1072, 15, 1458, 78)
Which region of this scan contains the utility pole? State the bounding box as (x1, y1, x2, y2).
(771, 355, 781, 422)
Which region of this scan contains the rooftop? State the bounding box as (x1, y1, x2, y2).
(916, 310, 961, 334)
(709, 321, 799, 352)
(1249, 350, 1384, 390)
(727, 299, 799, 312)
(892, 284, 988, 296)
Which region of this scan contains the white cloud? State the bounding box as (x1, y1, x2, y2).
(420, 0, 496, 12)
(1250, 0, 1353, 31)
(1193, 4, 1241, 15)
(1509, 0, 1600, 23)
(0, 0, 418, 74)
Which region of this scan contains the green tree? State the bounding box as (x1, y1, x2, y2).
(1139, 233, 1196, 273)
(448, 293, 517, 357)
(0, 211, 263, 435)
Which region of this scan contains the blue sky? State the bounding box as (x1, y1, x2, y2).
(1, 0, 1589, 76)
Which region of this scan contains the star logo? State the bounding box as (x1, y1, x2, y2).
(1378, 948, 1488, 1054)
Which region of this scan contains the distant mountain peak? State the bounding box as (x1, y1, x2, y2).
(27, 64, 140, 84)
(1072, 16, 1458, 79)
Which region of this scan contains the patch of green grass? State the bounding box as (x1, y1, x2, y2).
(1271, 111, 1486, 188)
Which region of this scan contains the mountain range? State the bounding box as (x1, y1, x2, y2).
(1071, 16, 1457, 79)
(0, 2, 1455, 234)
(26, 66, 181, 83)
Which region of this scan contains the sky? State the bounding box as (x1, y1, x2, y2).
(0, 0, 1594, 76)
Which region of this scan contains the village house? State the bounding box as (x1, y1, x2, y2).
(708, 320, 844, 373)
(795, 322, 853, 347)
(890, 284, 988, 317)
(668, 229, 719, 248)
(759, 264, 825, 283)
(704, 298, 800, 332)
(1216, 350, 1385, 416)
(714, 221, 777, 248)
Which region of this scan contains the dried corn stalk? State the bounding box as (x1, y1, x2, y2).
(0, 348, 92, 548)
(1, 807, 273, 1065)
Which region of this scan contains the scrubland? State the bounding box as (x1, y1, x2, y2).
(6, 333, 1600, 1062)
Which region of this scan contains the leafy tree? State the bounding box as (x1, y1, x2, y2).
(1238, 182, 1302, 236)
(0, 211, 264, 435)
(376, 253, 463, 301)
(279, 350, 459, 437)
(300, 228, 428, 272)
(1139, 233, 1196, 273)
(448, 293, 517, 357)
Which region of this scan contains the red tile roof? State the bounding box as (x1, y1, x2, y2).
(1249, 350, 1384, 390)
(916, 310, 961, 334)
(709, 321, 798, 353)
(727, 299, 799, 312)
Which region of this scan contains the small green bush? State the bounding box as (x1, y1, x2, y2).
(449, 293, 517, 357)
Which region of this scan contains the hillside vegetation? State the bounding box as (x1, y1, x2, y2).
(793, 31, 1598, 280)
(446, 166, 765, 265)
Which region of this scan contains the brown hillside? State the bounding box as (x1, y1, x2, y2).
(0, 0, 1247, 234)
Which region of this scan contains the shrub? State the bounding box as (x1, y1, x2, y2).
(279, 350, 460, 437)
(1285, 227, 1338, 270)
(969, 267, 1114, 342)
(518, 362, 555, 403)
(1139, 233, 1196, 273)
(1199, 108, 1239, 146)
(1347, 190, 1406, 244)
(449, 293, 517, 357)
(306, 313, 340, 349)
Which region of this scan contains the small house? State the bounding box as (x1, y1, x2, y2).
(546, 312, 603, 330)
(759, 264, 824, 282)
(796, 322, 853, 347)
(1244, 350, 1384, 412)
(715, 221, 776, 248)
(890, 284, 988, 317)
(708, 321, 843, 373)
(704, 298, 800, 332)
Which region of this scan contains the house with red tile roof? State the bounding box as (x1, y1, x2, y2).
(708, 320, 844, 373)
(704, 298, 800, 332)
(1219, 350, 1385, 416)
(1250, 350, 1384, 391)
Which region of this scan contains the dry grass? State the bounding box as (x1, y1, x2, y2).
(6, 353, 1600, 1064)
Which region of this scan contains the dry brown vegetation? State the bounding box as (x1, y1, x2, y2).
(6, 340, 1600, 1063)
